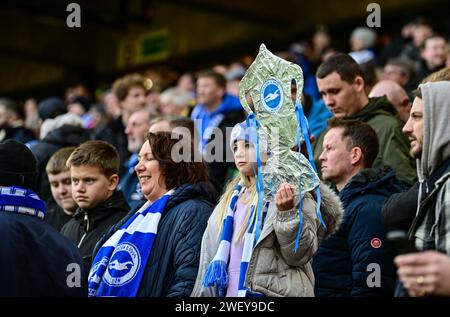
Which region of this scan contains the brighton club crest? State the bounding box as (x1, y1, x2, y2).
(261, 79, 284, 113)
(103, 242, 141, 287)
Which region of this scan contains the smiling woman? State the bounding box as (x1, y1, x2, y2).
(137, 132, 210, 201)
(89, 132, 214, 297)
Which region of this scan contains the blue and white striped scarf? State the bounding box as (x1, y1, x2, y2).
(88, 190, 173, 297)
(0, 186, 46, 219)
(203, 182, 268, 297)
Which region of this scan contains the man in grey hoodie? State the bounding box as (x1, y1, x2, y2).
(395, 80, 450, 297)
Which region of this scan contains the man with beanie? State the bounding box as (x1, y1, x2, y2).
(0, 140, 86, 296)
(34, 96, 67, 149)
(38, 97, 66, 121)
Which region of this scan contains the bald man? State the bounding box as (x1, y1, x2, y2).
(369, 80, 411, 123)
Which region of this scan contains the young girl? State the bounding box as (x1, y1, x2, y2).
(192, 121, 343, 297)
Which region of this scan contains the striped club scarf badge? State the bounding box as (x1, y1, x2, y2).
(88, 189, 173, 297)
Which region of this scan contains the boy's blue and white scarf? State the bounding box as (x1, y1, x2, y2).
(0, 186, 46, 219)
(203, 182, 268, 297)
(88, 190, 174, 297)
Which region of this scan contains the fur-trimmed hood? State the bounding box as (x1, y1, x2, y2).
(317, 182, 344, 241)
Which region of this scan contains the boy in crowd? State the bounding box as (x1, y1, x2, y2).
(61, 140, 130, 273)
(45, 146, 78, 231)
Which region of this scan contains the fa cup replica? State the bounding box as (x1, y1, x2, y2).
(238, 44, 326, 248)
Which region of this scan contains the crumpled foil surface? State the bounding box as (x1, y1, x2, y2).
(239, 44, 319, 198)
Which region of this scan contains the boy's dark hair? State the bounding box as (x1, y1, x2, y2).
(197, 70, 227, 88)
(146, 132, 208, 190)
(66, 140, 120, 177)
(316, 53, 365, 84)
(46, 147, 76, 175)
(328, 118, 379, 168)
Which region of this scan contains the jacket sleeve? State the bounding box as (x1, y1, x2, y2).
(166, 201, 212, 297)
(347, 202, 396, 297)
(273, 192, 320, 267)
(381, 182, 419, 231)
(191, 205, 221, 297)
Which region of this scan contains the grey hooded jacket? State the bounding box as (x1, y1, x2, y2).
(409, 81, 450, 255)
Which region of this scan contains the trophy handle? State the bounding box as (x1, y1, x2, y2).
(238, 84, 255, 117)
(290, 64, 304, 110)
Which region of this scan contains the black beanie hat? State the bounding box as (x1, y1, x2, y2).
(38, 97, 66, 120)
(0, 140, 37, 190)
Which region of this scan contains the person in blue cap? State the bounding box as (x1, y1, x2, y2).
(192, 121, 343, 297)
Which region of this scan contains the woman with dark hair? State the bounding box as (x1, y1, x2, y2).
(88, 132, 214, 297)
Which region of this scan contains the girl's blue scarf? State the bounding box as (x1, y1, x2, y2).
(203, 182, 268, 297)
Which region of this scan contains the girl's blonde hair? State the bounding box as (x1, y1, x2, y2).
(216, 173, 258, 243)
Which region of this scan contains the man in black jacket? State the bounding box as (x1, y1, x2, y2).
(0, 139, 86, 296)
(61, 140, 129, 276)
(313, 119, 402, 297)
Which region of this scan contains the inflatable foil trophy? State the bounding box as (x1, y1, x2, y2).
(239, 44, 326, 249)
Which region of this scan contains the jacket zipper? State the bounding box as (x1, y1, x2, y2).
(77, 212, 90, 248)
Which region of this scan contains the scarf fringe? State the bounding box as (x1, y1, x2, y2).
(203, 259, 228, 297)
